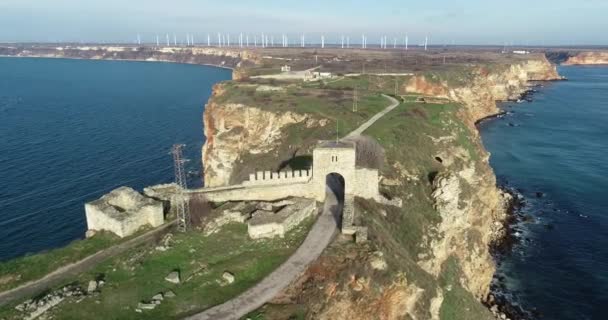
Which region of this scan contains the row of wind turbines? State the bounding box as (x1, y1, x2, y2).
(136, 33, 431, 50)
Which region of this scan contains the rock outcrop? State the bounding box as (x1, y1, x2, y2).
(405, 54, 561, 127)
(0, 45, 261, 78)
(563, 51, 608, 65)
(197, 54, 562, 318)
(202, 84, 324, 187)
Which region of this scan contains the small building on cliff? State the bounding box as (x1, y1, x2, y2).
(85, 187, 164, 238)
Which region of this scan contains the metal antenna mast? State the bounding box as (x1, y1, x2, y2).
(172, 144, 190, 232)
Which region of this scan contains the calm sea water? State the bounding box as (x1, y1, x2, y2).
(0, 57, 231, 261)
(479, 66, 608, 320)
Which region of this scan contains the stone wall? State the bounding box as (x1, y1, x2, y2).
(243, 169, 312, 187)
(85, 187, 164, 238)
(353, 168, 380, 200)
(191, 182, 314, 203)
(248, 199, 317, 239)
(311, 141, 357, 200)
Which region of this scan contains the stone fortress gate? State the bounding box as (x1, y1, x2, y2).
(188, 140, 401, 237)
(84, 140, 400, 239)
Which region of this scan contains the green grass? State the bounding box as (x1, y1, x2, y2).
(438, 257, 494, 320)
(215, 81, 397, 184)
(0, 232, 122, 292)
(0, 219, 314, 320)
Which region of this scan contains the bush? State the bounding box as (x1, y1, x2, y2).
(189, 194, 212, 228)
(345, 135, 385, 170)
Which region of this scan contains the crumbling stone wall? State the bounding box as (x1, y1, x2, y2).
(85, 187, 164, 238)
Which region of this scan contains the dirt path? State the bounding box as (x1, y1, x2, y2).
(345, 94, 400, 138)
(186, 92, 400, 320)
(0, 221, 175, 307)
(186, 178, 342, 320)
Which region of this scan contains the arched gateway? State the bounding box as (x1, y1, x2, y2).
(311, 140, 380, 202)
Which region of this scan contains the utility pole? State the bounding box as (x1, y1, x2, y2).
(394, 77, 398, 96)
(353, 87, 358, 112)
(335, 120, 339, 143)
(172, 144, 190, 232)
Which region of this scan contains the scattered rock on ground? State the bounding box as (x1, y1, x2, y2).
(138, 302, 157, 310)
(86, 280, 98, 293)
(165, 271, 180, 284)
(164, 290, 176, 298)
(222, 271, 235, 285)
(152, 293, 164, 301)
(369, 252, 387, 270)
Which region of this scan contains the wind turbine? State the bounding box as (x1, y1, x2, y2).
(207, 34, 211, 47)
(424, 36, 428, 51)
(321, 35, 325, 48)
(174, 34, 177, 46)
(405, 35, 408, 50)
(166, 33, 170, 46)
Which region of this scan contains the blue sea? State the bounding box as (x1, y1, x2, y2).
(479, 66, 608, 320)
(0, 57, 231, 261)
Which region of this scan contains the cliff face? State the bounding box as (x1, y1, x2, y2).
(402, 54, 560, 300)
(563, 51, 608, 65)
(202, 84, 325, 187)
(406, 55, 561, 127)
(0, 45, 261, 75)
(199, 55, 562, 319)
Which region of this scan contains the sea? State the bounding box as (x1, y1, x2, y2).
(0, 57, 231, 261)
(479, 65, 608, 320)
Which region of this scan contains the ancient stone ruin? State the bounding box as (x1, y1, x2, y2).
(85, 187, 164, 238)
(247, 198, 317, 239)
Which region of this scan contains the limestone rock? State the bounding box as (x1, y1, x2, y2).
(86, 280, 97, 293)
(165, 271, 180, 284)
(164, 290, 176, 298)
(152, 293, 163, 301)
(138, 302, 156, 310)
(369, 252, 387, 271)
(222, 271, 235, 284)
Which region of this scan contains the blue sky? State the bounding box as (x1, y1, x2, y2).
(0, 0, 607, 45)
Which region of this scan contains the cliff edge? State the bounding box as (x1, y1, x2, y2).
(563, 51, 608, 65)
(200, 53, 562, 319)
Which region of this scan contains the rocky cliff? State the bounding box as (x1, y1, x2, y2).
(0, 45, 261, 77)
(199, 54, 562, 319)
(202, 84, 328, 187)
(405, 54, 562, 128)
(563, 51, 608, 65)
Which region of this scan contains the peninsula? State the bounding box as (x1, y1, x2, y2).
(0, 44, 574, 320)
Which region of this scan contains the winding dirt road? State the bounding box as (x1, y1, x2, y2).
(186, 94, 400, 320)
(186, 178, 342, 320)
(346, 94, 400, 138)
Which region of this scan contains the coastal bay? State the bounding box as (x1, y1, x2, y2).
(0, 57, 231, 261)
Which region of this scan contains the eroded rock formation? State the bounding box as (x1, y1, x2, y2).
(563, 51, 608, 65)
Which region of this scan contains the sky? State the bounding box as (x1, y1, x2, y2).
(0, 0, 607, 45)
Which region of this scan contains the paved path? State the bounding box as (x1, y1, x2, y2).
(0, 221, 176, 307)
(345, 94, 400, 138)
(186, 178, 342, 320)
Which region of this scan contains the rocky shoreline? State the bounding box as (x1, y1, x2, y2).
(481, 86, 551, 320)
(486, 186, 532, 320)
